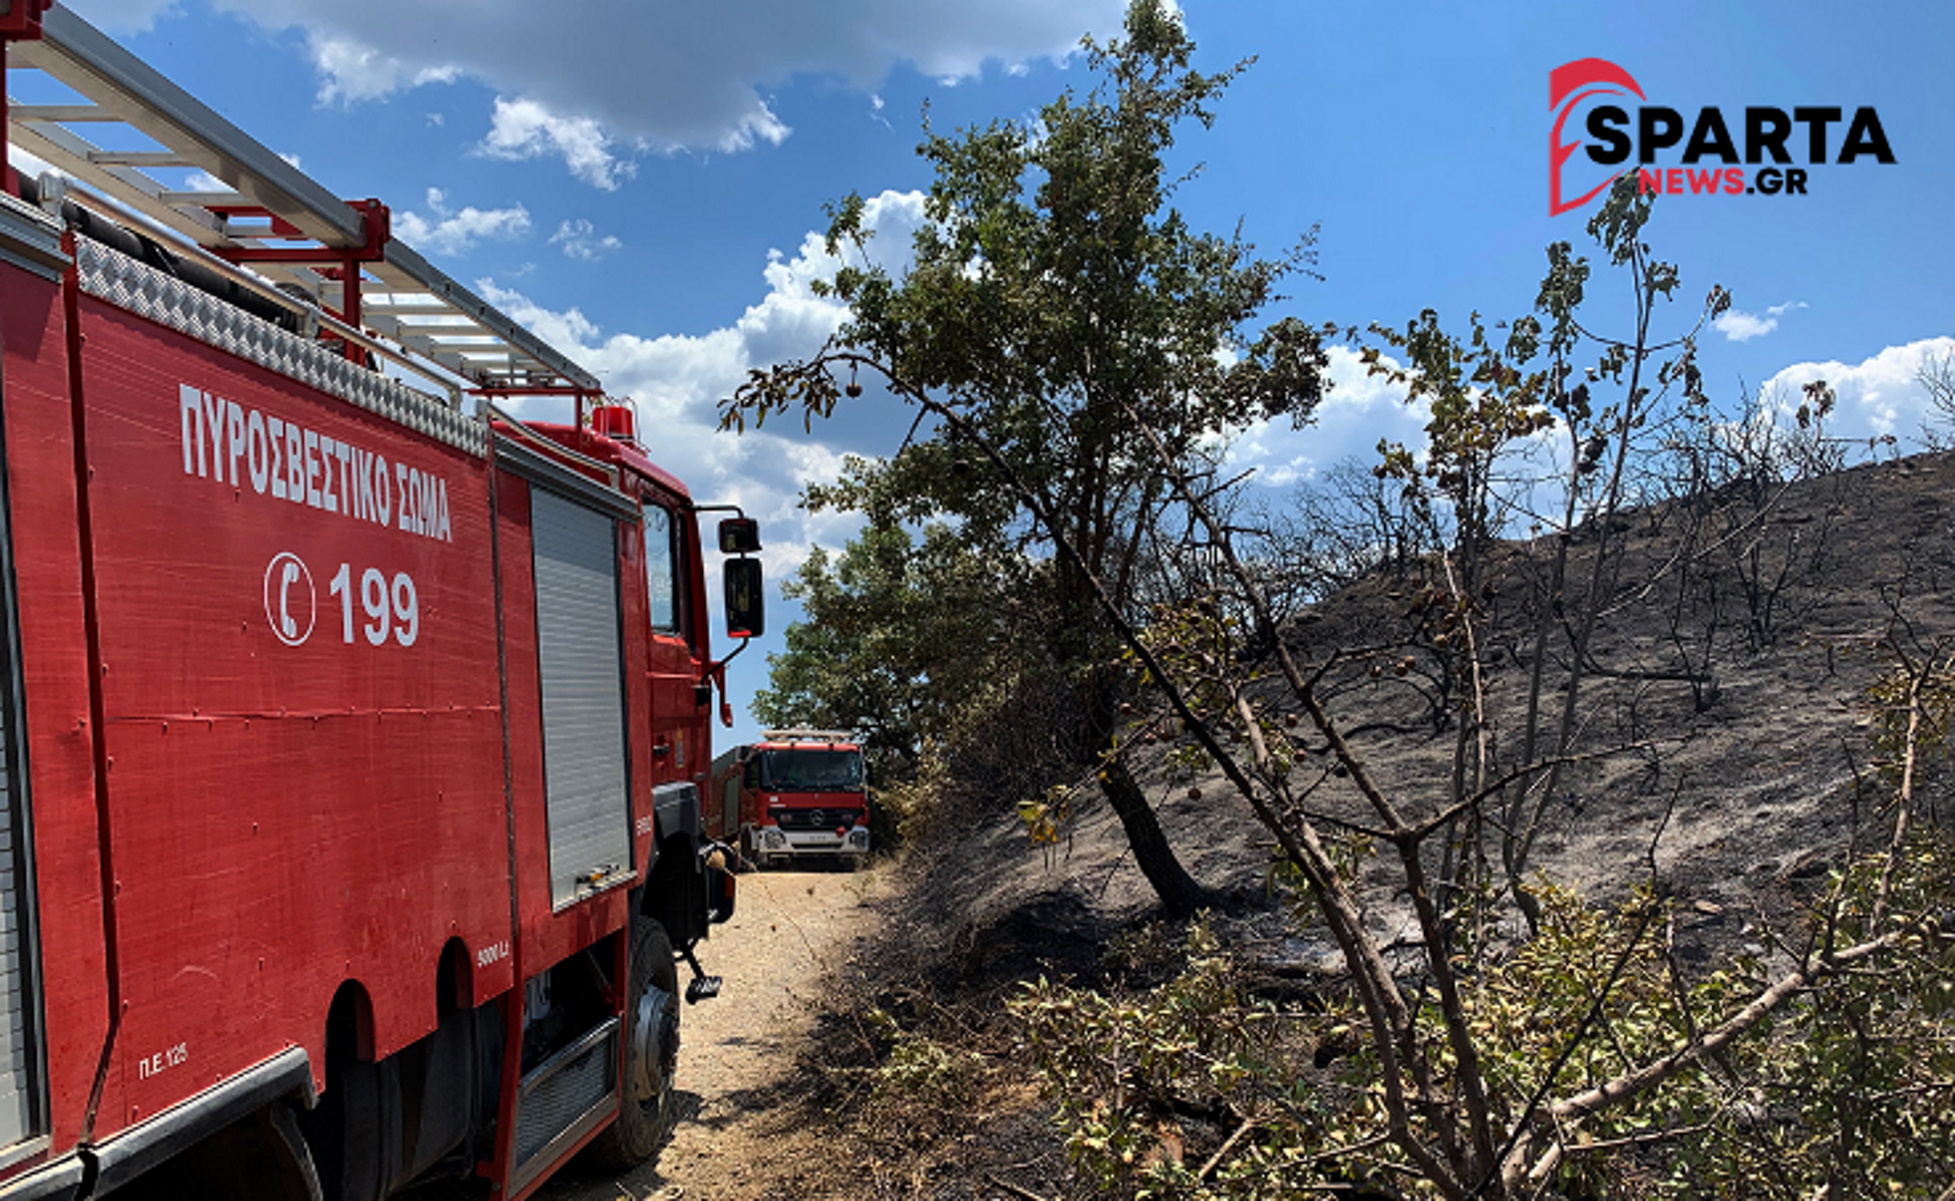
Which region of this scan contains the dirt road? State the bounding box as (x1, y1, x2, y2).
(532, 865, 878, 1201)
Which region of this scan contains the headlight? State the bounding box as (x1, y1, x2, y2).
(848, 829, 870, 848)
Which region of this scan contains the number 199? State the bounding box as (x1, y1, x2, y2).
(329, 564, 419, 647)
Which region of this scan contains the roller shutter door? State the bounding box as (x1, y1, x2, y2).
(531, 490, 632, 908)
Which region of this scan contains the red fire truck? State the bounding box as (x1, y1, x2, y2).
(708, 731, 871, 869)
(0, 6, 761, 1198)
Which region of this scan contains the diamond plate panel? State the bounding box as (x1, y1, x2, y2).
(75, 237, 487, 456)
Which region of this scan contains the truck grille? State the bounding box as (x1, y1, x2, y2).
(774, 808, 862, 831)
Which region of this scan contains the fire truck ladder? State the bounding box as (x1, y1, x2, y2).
(3, 5, 604, 405)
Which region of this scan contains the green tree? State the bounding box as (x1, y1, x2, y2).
(753, 503, 1025, 785)
(729, 0, 1327, 915)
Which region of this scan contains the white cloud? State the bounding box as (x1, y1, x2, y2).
(1714, 299, 1807, 343)
(1714, 311, 1776, 342)
(550, 219, 623, 262)
(1224, 346, 1423, 489)
(475, 280, 601, 351)
(708, 103, 794, 156)
(1756, 336, 1955, 445)
(479, 98, 636, 191)
(307, 34, 460, 104)
(393, 187, 531, 256)
(193, 0, 1124, 183)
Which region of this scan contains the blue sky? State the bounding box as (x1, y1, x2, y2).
(39, 0, 1955, 748)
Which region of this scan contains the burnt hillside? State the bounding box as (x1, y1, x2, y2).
(890, 450, 1955, 941)
(1285, 450, 1955, 923)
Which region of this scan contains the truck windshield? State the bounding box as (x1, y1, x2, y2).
(760, 748, 864, 793)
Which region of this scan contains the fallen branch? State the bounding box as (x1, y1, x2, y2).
(984, 1174, 1051, 1201)
(1197, 1117, 1257, 1181)
(1549, 920, 1924, 1123)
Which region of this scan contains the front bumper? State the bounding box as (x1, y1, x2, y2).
(753, 825, 870, 862)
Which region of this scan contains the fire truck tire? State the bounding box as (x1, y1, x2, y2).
(115, 1102, 323, 1201)
(588, 919, 680, 1168)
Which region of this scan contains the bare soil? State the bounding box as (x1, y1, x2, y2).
(533, 866, 882, 1201)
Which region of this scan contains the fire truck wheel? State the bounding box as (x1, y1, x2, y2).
(590, 919, 680, 1168)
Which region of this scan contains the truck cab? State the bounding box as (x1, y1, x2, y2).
(710, 731, 870, 869)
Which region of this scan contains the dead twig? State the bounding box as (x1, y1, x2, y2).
(984, 1174, 1051, 1201)
(1197, 1117, 1257, 1181)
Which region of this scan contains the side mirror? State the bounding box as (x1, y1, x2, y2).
(718, 517, 762, 555)
(723, 558, 765, 639)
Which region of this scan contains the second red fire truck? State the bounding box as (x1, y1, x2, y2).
(708, 732, 871, 869)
